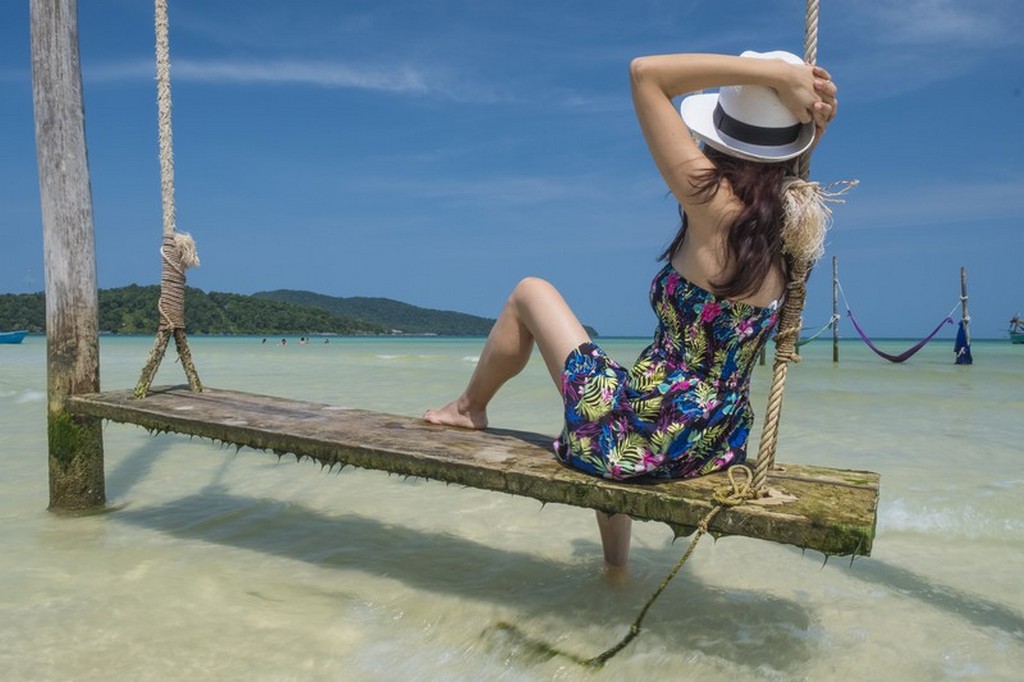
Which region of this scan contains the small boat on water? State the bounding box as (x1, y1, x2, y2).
(1011, 315, 1024, 344)
(0, 330, 28, 344)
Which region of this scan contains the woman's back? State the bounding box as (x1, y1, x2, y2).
(669, 196, 786, 310)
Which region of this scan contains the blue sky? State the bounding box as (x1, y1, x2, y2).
(2, 0, 1022, 338)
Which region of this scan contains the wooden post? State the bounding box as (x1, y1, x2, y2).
(31, 0, 105, 512)
(960, 267, 970, 345)
(957, 266, 973, 365)
(832, 255, 839, 362)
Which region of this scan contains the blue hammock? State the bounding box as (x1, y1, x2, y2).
(954, 320, 973, 365)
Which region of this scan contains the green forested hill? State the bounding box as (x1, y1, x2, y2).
(0, 291, 45, 332)
(0, 286, 385, 335)
(1, 285, 599, 336)
(253, 290, 497, 335)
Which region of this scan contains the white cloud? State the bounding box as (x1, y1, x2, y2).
(826, 1, 1024, 100)
(81, 56, 525, 106)
(835, 177, 1024, 231)
(854, 1, 1022, 48)
(175, 59, 429, 93)
(85, 57, 438, 95)
(366, 174, 584, 207)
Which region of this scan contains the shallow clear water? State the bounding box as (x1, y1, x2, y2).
(1, 335, 1022, 680)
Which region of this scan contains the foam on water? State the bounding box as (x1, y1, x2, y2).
(881, 497, 1024, 538)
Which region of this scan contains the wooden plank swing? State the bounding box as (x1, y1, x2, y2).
(68, 385, 879, 557)
(40, 0, 879, 565)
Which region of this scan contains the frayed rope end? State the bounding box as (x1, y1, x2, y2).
(170, 231, 200, 269)
(781, 178, 858, 266)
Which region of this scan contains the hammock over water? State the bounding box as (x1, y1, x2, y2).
(797, 314, 839, 347)
(839, 282, 959, 363)
(845, 309, 953, 363)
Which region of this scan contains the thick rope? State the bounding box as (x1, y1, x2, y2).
(157, 232, 198, 330)
(136, 0, 202, 397)
(753, 264, 804, 490)
(154, 0, 200, 327)
(752, 0, 820, 493)
(155, 0, 175, 239)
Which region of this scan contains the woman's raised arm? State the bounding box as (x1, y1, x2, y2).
(629, 53, 827, 206)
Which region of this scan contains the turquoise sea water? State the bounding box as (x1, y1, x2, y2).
(1, 335, 1022, 681)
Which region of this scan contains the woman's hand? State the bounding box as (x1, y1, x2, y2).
(775, 61, 837, 142)
(810, 65, 838, 141)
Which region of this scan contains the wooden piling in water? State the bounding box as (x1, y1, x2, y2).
(960, 266, 971, 343)
(832, 256, 839, 363)
(31, 0, 105, 512)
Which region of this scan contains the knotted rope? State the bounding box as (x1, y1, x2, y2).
(156, 231, 199, 330)
(750, 0, 845, 493)
(753, 177, 855, 490)
(135, 0, 202, 397)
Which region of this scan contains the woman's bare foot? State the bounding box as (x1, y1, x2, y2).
(602, 561, 630, 587)
(423, 398, 488, 430)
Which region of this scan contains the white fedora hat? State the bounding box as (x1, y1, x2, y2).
(679, 50, 815, 162)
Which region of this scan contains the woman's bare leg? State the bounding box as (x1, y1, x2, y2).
(424, 277, 632, 567)
(596, 511, 633, 569)
(424, 277, 589, 428)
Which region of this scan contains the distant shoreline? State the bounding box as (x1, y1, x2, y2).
(6, 333, 1011, 342)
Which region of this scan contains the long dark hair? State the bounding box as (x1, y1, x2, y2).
(659, 146, 791, 299)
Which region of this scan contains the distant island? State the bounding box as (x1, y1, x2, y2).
(253, 289, 496, 335)
(0, 285, 598, 337)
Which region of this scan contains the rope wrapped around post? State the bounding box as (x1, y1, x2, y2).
(157, 232, 197, 331)
(135, 0, 203, 398)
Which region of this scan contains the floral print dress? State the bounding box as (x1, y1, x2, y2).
(553, 263, 778, 480)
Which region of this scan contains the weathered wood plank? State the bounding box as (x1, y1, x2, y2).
(68, 386, 879, 556)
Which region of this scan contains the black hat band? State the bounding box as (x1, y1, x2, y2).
(713, 103, 803, 147)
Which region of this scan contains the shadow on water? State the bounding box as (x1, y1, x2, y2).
(105, 436, 180, 496)
(833, 559, 1024, 642)
(111, 487, 816, 672)
(101, 432, 1024, 658)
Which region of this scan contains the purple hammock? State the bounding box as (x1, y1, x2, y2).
(846, 309, 953, 363)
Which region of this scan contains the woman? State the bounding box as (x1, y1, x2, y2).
(425, 51, 838, 569)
